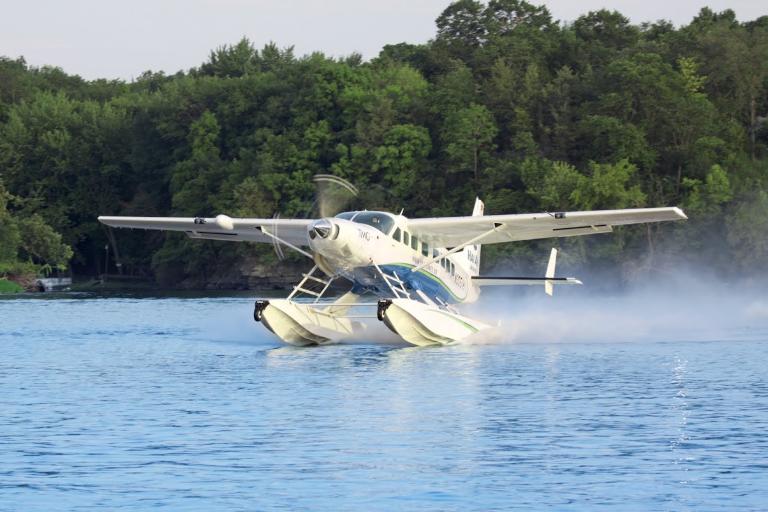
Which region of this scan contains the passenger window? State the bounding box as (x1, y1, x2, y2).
(403, 231, 410, 246)
(450, 262, 455, 275)
(393, 227, 401, 242)
(422, 243, 429, 257)
(433, 249, 439, 258)
(411, 235, 418, 251)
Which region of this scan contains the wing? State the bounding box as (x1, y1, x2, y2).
(407, 207, 687, 247)
(98, 215, 313, 246)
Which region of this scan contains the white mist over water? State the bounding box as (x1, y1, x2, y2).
(190, 273, 768, 347)
(462, 274, 768, 345)
(746, 300, 768, 320)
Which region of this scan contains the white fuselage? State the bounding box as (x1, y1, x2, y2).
(307, 214, 480, 304)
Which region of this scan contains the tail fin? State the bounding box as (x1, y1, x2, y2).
(462, 198, 484, 277)
(545, 248, 557, 296)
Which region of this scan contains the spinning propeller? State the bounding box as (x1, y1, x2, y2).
(269, 174, 360, 261)
(311, 174, 359, 218)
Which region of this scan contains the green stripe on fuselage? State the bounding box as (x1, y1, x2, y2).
(386, 263, 467, 302)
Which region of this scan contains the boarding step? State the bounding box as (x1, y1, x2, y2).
(288, 265, 336, 302)
(302, 272, 332, 286)
(373, 263, 411, 299)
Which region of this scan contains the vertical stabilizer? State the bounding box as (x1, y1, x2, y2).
(545, 248, 557, 296)
(461, 198, 484, 277)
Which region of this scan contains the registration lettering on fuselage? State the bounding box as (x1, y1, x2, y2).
(411, 255, 467, 292)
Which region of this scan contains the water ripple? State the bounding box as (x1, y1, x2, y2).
(0, 297, 766, 510)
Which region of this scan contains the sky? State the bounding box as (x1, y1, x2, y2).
(1, 0, 765, 81)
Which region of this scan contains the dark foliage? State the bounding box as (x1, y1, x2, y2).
(1, 3, 767, 284)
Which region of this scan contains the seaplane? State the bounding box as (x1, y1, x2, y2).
(98, 176, 687, 346)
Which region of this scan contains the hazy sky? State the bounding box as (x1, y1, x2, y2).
(1, 0, 765, 80)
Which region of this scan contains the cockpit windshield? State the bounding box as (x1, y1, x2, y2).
(354, 212, 395, 234)
(334, 211, 396, 235)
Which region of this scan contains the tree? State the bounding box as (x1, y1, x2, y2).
(373, 124, 432, 198)
(340, 61, 428, 149)
(682, 164, 732, 217)
(694, 16, 768, 159)
(0, 180, 72, 277)
(17, 215, 74, 271)
(572, 159, 646, 210)
(169, 110, 224, 214)
(483, 0, 553, 37)
(521, 158, 645, 211)
(573, 115, 655, 171)
(435, 0, 487, 61)
(0, 181, 21, 265)
(443, 103, 498, 180)
(520, 158, 585, 211)
(430, 62, 476, 115)
(573, 10, 639, 67)
(200, 38, 259, 78)
(727, 190, 768, 269)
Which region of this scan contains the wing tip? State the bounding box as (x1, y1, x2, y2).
(672, 207, 688, 220)
(97, 216, 126, 227)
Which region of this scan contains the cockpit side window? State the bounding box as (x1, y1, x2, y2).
(393, 227, 401, 242)
(353, 211, 395, 235)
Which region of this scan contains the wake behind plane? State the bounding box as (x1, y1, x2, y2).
(99, 185, 686, 346)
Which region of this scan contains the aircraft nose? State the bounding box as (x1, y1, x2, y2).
(309, 219, 337, 240)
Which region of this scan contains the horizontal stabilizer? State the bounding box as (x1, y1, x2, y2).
(472, 277, 583, 286)
(473, 248, 581, 297)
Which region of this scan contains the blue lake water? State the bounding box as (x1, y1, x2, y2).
(1, 293, 768, 510)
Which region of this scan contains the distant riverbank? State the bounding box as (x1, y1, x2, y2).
(0, 278, 24, 293)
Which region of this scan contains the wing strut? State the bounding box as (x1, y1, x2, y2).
(411, 223, 504, 273)
(257, 226, 314, 259)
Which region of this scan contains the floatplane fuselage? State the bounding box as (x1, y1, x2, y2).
(310, 213, 479, 305)
(99, 197, 687, 347)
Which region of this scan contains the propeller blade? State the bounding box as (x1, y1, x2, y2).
(270, 212, 285, 261)
(312, 174, 358, 218)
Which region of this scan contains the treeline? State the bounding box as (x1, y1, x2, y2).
(1, 1, 767, 286)
(0, 181, 72, 282)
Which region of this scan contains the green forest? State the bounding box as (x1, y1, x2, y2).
(1, 1, 767, 289)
